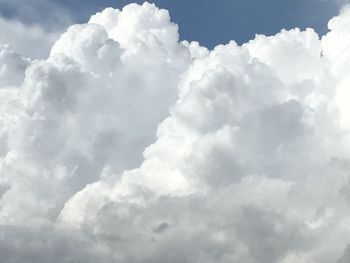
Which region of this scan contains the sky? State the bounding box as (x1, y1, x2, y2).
(58, 0, 346, 47)
(0, 0, 347, 52)
(2, 1, 350, 263)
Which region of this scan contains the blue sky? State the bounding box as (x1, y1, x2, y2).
(0, 0, 347, 48)
(57, 0, 343, 47)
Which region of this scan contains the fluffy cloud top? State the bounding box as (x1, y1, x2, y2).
(1, 2, 350, 263)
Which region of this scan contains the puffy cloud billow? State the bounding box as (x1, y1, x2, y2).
(1, 2, 350, 262)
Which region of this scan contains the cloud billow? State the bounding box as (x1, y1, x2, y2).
(1, 2, 350, 262)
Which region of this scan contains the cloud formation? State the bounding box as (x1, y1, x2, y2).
(1, 2, 350, 262)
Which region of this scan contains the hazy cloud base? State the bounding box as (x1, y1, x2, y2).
(1, 2, 350, 262)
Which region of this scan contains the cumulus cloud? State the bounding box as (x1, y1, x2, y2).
(1, 2, 350, 263)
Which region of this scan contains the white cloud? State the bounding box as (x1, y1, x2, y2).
(0, 16, 61, 59)
(0, 45, 30, 87)
(1, 2, 350, 263)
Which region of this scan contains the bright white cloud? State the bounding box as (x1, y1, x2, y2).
(1, 2, 350, 263)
